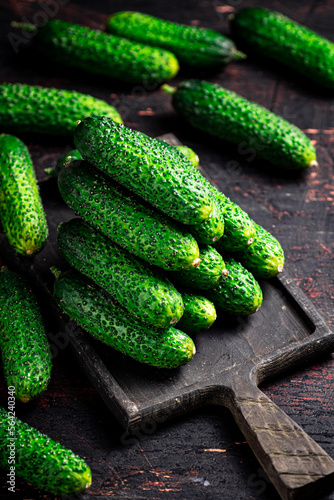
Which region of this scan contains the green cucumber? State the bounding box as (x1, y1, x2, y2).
(14, 19, 179, 85)
(163, 79, 317, 170)
(0, 134, 48, 255)
(214, 193, 255, 251)
(0, 83, 122, 136)
(230, 8, 334, 90)
(74, 116, 214, 225)
(177, 292, 217, 333)
(0, 268, 52, 402)
(236, 224, 285, 278)
(57, 218, 184, 328)
(53, 269, 195, 368)
(175, 145, 199, 167)
(170, 245, 227, 290)
(0, 406, 91, 495)
(204, 257, 263, 315)
(57, 160, 200, 270)
(106, 11, 245, 68)
(189, 197, 225, 245)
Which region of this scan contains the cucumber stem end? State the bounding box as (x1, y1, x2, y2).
(161, 84, 176, 95)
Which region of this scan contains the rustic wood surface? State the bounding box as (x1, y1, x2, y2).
(0, 0, 334, 499)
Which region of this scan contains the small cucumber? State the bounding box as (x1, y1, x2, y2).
(170, 245, 227, 290)
(106, 11, 245, 68)
(57, 160, 200, 270)
(0, 134, 48, 255)
(74, 116, 214, 225)
(236, 224, 285, 278)
(53, 269, 195, 368)
(57, 218, 184, 328)
(204, 257, 263, 315)
(14, 19, 179, 85)
(0, 83, 122, 136)
(0, 267, 52, 402)
(189, 197, 225, 245)
(230, 8, 334, 90)
(177, 292, 217, 333)
(163, 79, 317, 170)
(214, 193, 256, 252)
(0, 406, 91, 496)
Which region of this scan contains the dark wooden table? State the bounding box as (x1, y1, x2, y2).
(0, 1, 334, 499)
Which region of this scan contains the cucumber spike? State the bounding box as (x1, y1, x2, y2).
(50, 266, 62, 279)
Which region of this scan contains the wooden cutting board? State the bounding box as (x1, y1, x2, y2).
(2, 134, 334, 500)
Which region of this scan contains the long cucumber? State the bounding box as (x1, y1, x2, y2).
(163, 79, 317, 170)
(57, 218, 184, 328)
(53, 269, 195, 369)
(0, 134, 48, 255)
(0, 82, 122, 136)
(74, 116, 214, 225)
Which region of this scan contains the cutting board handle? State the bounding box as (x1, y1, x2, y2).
(228, 381, 334, 500)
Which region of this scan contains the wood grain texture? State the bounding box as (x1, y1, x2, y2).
(0, 0, 334, 499)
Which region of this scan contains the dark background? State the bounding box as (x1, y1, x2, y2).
(0, 0, 334, 499)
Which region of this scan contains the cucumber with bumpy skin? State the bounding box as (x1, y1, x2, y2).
(163, 79, 317, 170)
(57, 160, 200, 270)
(0, 267, 52, 402)
(53, 269, 195, 368)
(106, 11, 245, 69)
(0, 83, 122, 136)
(14, 19, 179, 86)
(74, 116, 214, 225)
(204, 257, 263, 315)
(170, 245, 227, 290)
(0, 406, 92, 496)
(177, 292, 217, 333)
(214, 193, 256, 251)
(230, 8, 334, 91)
(57, 218, 184, 328)
(0, 134, 48, 255)
(236, 224, 285, 278)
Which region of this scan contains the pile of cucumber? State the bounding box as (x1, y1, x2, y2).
(53, 117, 284, 367)
(1, 5, 328, 496)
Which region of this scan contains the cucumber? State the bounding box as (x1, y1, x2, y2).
(236, 224, 285, 278)
(214, 193, 256, 251)
(0, 268, 52, 402)
(230, 8, 334, 90)
(14, 19, 179, 85)
(170, 245, 227, 290)
(0, 406, 91, 496)
(163, 79, 317, 170)
(106, 11, 245, 68)
(0, 83, 122, 136)
(204, 257, 263, 315)
(177, 292, 217, 333)
(57, 160, 200, 270)
(0, 134, 48, 255)
(57, 218, 184, 328)
(74, 116, 214, 225)
(189, 197, 225, 245)
(53, 269, 195, 368)
(175, 145, 199, 167)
